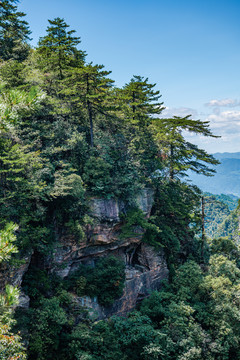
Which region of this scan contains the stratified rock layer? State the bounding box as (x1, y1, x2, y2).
(76, 244, 168, 319)
(2, 189, 168, 316)
(49, 189, 168, 318)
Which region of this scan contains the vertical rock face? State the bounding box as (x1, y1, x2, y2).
(104, 244, 168, 318)
(48, 189, 168, 318)
(76, 244, 168, 320)
(51, 189, 156, 276)
(136, 189, 154, 218)
(89, 188, 154, 222)
(2, 188, 168, 317)
(0, 252, 32, 310)
(0, 252, 32, 289)
(89, 198, 123, 222)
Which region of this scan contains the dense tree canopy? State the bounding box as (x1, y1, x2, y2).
(0, 223, 26, 359)
(0, 0, 31, 61)
(1, 2, 239, 360)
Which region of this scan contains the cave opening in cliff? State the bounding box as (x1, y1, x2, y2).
(126, 244, 141, 267)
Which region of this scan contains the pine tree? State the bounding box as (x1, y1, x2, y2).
(152, 115, 220, 180)
(37, 17, 85, 80)
(116, 76, 165, 178)
(0, 0, 31, 61)
(121, 75, 165, 127)
(63, 63, 114, 146)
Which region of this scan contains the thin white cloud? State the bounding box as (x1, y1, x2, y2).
(205, 98, 240, 107)
(160, 102, 240, 152)
(208, 110, 240, 126)
(161, 106, 198, 118)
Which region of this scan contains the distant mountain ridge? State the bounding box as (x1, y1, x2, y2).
(213, 152, 240, 160)
(189, 152, 240, 196)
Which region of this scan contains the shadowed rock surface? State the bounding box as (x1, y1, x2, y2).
(2, 189, 168, 316)
(76, 244, 168, 319)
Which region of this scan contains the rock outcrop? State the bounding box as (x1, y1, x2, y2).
(77, 243, 168, 319)
(0, 251, 32, 289)
(89, 188, 154, 222)
(47, 189, 168, 317)
(2, 188, 168, 317)
(0, 251, 32, 310)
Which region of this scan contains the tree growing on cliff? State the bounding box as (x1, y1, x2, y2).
(63, 63, 114, 146)
(0, 0, 31, 61)
(151, 115, 220, 180)
(37, 17, 85, 80)
(121, 75, 164, 127)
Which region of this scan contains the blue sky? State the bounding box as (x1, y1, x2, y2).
(18, 0, 240, 153)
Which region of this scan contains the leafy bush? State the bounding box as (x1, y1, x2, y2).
(120, 208, 160, 240)
(67, 256, 125, 306)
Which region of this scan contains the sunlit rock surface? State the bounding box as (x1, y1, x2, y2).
(2, 188, 168, 317)
(47, 189, 168, 318)
(77, 244, 168, 319)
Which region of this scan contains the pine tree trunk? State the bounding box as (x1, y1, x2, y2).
(86, 74, 94, 147)
(170, 144, 174, 180)
(88, 100, 94, 147)
(201, 196, 205, 260)
(58, 50, 63, 80)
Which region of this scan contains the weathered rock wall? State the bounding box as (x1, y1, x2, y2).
(0, 251, 32, 309)
(76, 244, 168, 319)
(47, 189, 168, 317)
(2, 188, 168, 317)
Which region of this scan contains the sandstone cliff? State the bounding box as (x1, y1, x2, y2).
(3, 189, 168, 318)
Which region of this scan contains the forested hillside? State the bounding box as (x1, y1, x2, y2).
(205, 193, 239, 211)
(204, 193, 239, 239)
(1, 2, 240, 360)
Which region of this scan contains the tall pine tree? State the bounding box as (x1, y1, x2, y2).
(0, 0, 31, 61)
(121, 75, 165, 127)
(37, 17, 85, 80)
(63, 63, 114, 146)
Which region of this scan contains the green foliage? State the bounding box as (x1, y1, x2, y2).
(21, 258, 125, 359)
(204, 192, 239, 211)
(0, 222, 26, 359)
(108, 312, 158, 360)
(22, 266, 53, 304)
(145, 181, 202, 276)
(204, 193, 239, 239)
(0, 0, 31, 61)
(49, 162, 84, 199)
(120, 207, 160, 240)
(37, 17, 85, 79)
(121, 75, 164, 126)
(139, 256, 240, 359)
(0, 222, 18, 262)
(28, 297, 68, 360)
(62, 62, 114, 146)
(214, 208, 239, 239)
(65, 219, 85, 242)
(0, 59, 25, 88)
(83, 133, 142, 199)
(204, 194, 231, 238)
(83, 155, 112, 196)
(210, 236, 240, 261)
(0, 85, 44, 131)
(0, 328, 26, 360)
(0, 8, 226, 360)
(68, 256, 125, 306)
(151, 115, 219, 179)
